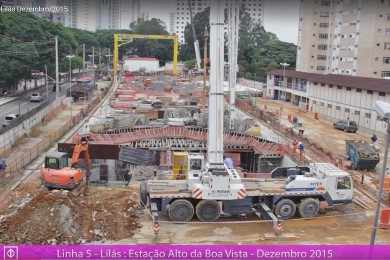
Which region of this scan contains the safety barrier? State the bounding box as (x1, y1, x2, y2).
(0, 97, 65, 155)
(1, 89, 106, 176)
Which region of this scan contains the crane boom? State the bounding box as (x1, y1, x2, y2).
(207, 0, 225, 169)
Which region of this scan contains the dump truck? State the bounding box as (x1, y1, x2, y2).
(346, 140, 380, 170)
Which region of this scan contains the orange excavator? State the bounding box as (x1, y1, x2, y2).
(40, 135, 91, 190)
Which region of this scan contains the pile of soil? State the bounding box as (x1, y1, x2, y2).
(0, 187, 140, 244)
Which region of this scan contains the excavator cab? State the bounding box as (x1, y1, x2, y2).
(44, 152, 69, 170)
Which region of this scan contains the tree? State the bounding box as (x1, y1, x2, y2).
(182, 5, 297, 82)
(126, 18, 173, 66)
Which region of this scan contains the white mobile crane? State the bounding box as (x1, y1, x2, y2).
(141, 0, 353, 225)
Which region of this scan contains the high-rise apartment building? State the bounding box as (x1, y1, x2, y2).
(175, 0, 263, 43)
(297, 0, 390, 79)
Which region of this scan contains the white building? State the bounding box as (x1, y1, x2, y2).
(124, 57, 160, 73)
(297, 0, 390, 79)
(266, 69, 390, 133)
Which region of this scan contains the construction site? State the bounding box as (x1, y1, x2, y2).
(1, 0, 390, 246)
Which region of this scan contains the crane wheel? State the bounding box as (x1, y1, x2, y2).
(196, 200, 221, 222)
(274, 199, 296, 219)
(298, 198, 320, 218)
(168, 199, 194, 222)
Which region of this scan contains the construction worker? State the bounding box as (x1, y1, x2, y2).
(223, 156, 234, 169)
(298, 142, 305, 161)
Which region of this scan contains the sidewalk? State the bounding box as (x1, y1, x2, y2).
(0, 81, 111, 189)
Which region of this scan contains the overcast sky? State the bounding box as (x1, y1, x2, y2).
(263, 0, 300, 44)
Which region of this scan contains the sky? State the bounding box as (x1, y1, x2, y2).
(263, 0, 300, 44)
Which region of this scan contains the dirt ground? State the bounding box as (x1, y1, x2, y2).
(125, 207, 390, 244)
(0, 186, 140, 244)
(256, 98, 371, 159)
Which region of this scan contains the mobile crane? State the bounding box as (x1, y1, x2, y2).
(141, 0, 353, 225)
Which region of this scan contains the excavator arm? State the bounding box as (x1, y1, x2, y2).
(71, 134, 91, 169)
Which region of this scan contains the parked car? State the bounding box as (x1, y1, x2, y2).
(2, 113, 19, 128)
(30, 93, 43, 102)
(333, 120, 358, 133)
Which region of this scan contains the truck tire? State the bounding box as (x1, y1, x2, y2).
(139, 182, 148, 207)
(299, 198, 320, 218)
(196, 200, 221, 222)
(274, 199, 296, 219)
(168, 199, 194, 222)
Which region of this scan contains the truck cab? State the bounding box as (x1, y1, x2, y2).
(310, 163, 353, 204)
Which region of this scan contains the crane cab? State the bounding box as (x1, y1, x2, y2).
(172, 152, 204, 180)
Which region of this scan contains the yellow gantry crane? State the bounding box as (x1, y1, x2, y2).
(113, 33, 179, 77)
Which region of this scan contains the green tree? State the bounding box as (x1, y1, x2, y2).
(126, 18, 173, 65)
(182, 6, 297, 82)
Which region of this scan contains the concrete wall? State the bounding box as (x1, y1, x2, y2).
(0, 97, 65, 154)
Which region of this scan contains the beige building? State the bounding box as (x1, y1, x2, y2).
(297, 0, 390, 79)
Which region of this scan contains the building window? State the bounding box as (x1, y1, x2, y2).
(379, 92, 386, 96)
(320, 12, 329, 17)
(320, 102, 325, 107)
(385, 42, 390, 50)
(327, 104, 333, 108)
(356, 88, 362, 92)
(321, 0, 330, 6)
(382, 71, 390, 79)
(345, 108, 350, 113)
(337, 85, 342, 89)
(319, 23, 329, 28)
(312, 100, 317, 104)
(367, 90, 374, 94)
(318, 44, 328, 50)
(365, 113, 371, 119)
(317, 66, 326, 71)
(384, 57, 390, 64)
(317, 55, 327, 60)
(336, 106, 341, 111)
(355, 111, 360, 115)
(386, 28, 390, 37)
(346, 87, 351, 91)
(319, 33, 328, 39)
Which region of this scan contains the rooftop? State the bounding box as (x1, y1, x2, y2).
(126, 57, 159, 61)
(270, 70, 390, 93)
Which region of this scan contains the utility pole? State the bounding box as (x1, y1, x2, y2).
(92, 47, 95, 66)
(45, 64, 48, 99)
(203, 27, 209, 92)
(99, 48, 102, 68)
(55, 36, 59, 99)
(228, 0, 239, 130)
(82, 43, 86, 72)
